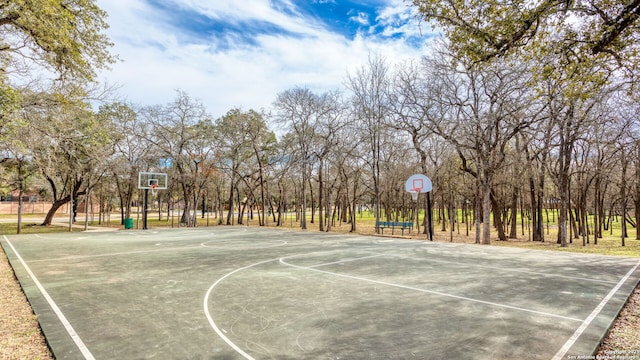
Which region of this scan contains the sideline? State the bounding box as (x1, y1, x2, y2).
(551, 259, 640, 360)
(2, 235, 95, 360)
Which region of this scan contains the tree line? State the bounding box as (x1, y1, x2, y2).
(1, 1, 639, 245)
(1, 50, 638, 246)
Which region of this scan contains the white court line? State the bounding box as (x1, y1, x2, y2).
(280, 255, 584, 322)
(34, 233, 89, 241)
(2, 236, 95, 360)
(29, 245, 203, 263)
(388, 253, 620, 285)
(200, 240, 288, 249)
(308, 253, 385, 268)
(552, 259, 640, 360)
(203, 258, 281, 360)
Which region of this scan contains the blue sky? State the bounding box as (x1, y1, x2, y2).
(96, 0, 437, 117)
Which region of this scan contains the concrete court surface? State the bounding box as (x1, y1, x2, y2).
(2, 227, 640, 360)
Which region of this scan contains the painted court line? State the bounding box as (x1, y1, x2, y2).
(33, 233, 89, 241)
(551, 259, 640, 360)
(2, 236, 95, 360)
(201, 239, 288, 249)
(280, 255, 584, 323)
(29, 245, 203, 263)
(203, 258, 282, 360)
(308, 253, 385, 268)
(388, 253, 620, 285)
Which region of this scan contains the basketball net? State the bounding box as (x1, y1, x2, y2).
(151, 183, 158, 196)
(410, 188, 420, 201)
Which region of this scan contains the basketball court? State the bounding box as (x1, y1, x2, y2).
(2, 227, 640, 359)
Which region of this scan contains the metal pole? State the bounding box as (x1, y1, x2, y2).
(415, 194, 420, 234)
(427, 192, 433, 241)
(143, 188, 149, 230)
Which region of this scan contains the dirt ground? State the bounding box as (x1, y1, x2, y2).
(596, 286, 640, 358)
(0, 245, 53, 360)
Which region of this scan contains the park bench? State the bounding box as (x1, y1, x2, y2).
(376, 221, 414, 236)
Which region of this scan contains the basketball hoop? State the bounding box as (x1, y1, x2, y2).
(410, 188, 420, 201)
(150, 183, 158, 196)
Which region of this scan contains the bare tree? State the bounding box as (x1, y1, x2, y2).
(273, 87, 342, 230)
(0, 137, 38, 234)
(214, 108, 264, 225)
(245, 110, 276, 226)
(538, 71, 616, 246)
(98, 102, 151, 224)
(346, 54, 393, 233)
(143, 91, 212, 226)
(22, 93, 114, 226)
(399, 49, 539, 244)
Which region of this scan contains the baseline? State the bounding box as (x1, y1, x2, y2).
(2, 235, 95, 360)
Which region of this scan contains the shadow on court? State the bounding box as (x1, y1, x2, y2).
(2, 227, 639, 360)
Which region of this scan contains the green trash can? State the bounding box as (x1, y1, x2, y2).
(124, 218, 134, 229)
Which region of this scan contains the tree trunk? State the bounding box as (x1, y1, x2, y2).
(350, 177, 358, 233)
(621, 149, 628, 246)
(556, 132, 573, 247)
(558, 194, 569, 247)
(42, 197, 72, 226)
(509, 186, 518, 239)
(318, 158, 324, 231)
(309, 176, 315, 225)
(441, 193, 447, 232)
(237, 190, 245, 225)
(277, 182, 285, 226)
(482, 179, 492, 245)
(593, 177, 601, 243)
(226, 180, 235, 225)
(635, 149, 640, 240)
(490, 192, 508, 241)
(254, 146, 267, 227)
(301, 171, 308, 229)
(326, 189, 332, 232)
(17, 183, 23, 234)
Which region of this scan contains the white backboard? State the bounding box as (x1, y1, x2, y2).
(405, 174, 432, 193)
(138, 172, 168, 190)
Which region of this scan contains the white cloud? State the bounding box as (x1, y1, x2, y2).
(350, 11, 370, 26)
(97, 0, 433, 118)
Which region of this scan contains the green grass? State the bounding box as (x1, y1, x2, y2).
(0, 222, 74, 235)
(496, 235, 640, 257)
(0, 213, 48, 219)
(1, 208, 638, 258)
